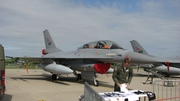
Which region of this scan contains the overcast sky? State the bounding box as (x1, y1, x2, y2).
(0, 0, 180, 58)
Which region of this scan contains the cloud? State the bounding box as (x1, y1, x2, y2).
(0, 0, 180, 57)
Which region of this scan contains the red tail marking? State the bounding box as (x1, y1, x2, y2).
(136, 47, 141, 51)
(46, 38, 50, 42)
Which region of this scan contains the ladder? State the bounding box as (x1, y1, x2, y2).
(143, 69, 168, 84)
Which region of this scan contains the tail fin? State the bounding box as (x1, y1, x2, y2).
(130, 40, 149, 55)
(43, 30, 62, 54)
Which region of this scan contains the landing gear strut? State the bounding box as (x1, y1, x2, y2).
(93, 79, 99, 86)
(73, 70, 82, 82)
(73, 70, 99, 86)
(93, 73, 99, 86)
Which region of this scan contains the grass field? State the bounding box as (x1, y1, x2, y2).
(5, 64, 41, 69)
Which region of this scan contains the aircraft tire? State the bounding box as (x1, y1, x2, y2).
(78, 74, 82, 80)
(76, 74, 82, 82)
(93, 80, 99, 86)
(52, 74, 57, 81)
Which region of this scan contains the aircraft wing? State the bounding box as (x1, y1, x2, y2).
(18, 56, 114, 63)
(18, 57, 45, 62)
(157, 58, 180, 68)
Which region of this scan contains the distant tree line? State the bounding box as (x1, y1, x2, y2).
(5, 58, 40, 69)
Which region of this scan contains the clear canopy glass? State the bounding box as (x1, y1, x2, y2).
(79, 40, 123, 49)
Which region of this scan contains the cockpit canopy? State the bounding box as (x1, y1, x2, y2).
(79, 40, 124, 49)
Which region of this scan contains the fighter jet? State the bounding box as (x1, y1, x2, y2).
(130, 40, 180, 76)
(18, 30, 180, 86)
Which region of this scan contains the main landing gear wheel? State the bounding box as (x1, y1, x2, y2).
(76, 74, 82, 82)
(93, 80, 99, 86)
(52, 74, 57, 81)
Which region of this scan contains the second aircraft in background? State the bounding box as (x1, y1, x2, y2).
(130, 40, 180, 76)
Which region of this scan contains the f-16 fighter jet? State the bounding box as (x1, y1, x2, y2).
(18, 30, 180, 86)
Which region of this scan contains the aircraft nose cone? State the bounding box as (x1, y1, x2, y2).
(125, 51, 157, 64)
(67, 68, 73, 73)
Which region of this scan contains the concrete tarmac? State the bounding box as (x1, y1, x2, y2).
(2, 69, 177, 101)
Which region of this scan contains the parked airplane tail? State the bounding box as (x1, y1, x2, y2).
(42, 30, 62, 55)
(130, 40, 149, 55)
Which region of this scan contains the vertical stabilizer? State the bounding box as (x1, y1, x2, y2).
(43, 30, 62, 53)
(130, 40, 149, 55)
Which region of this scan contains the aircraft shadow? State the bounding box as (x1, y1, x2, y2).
(10, 73, 112, 87)
(10, 74, 70, 86)
(57, 76, 114, 88)
(84, 80, 114, 88)
(10, 73, 123, 88)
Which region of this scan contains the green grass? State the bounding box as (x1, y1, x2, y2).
(5, 65, 41, 69)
